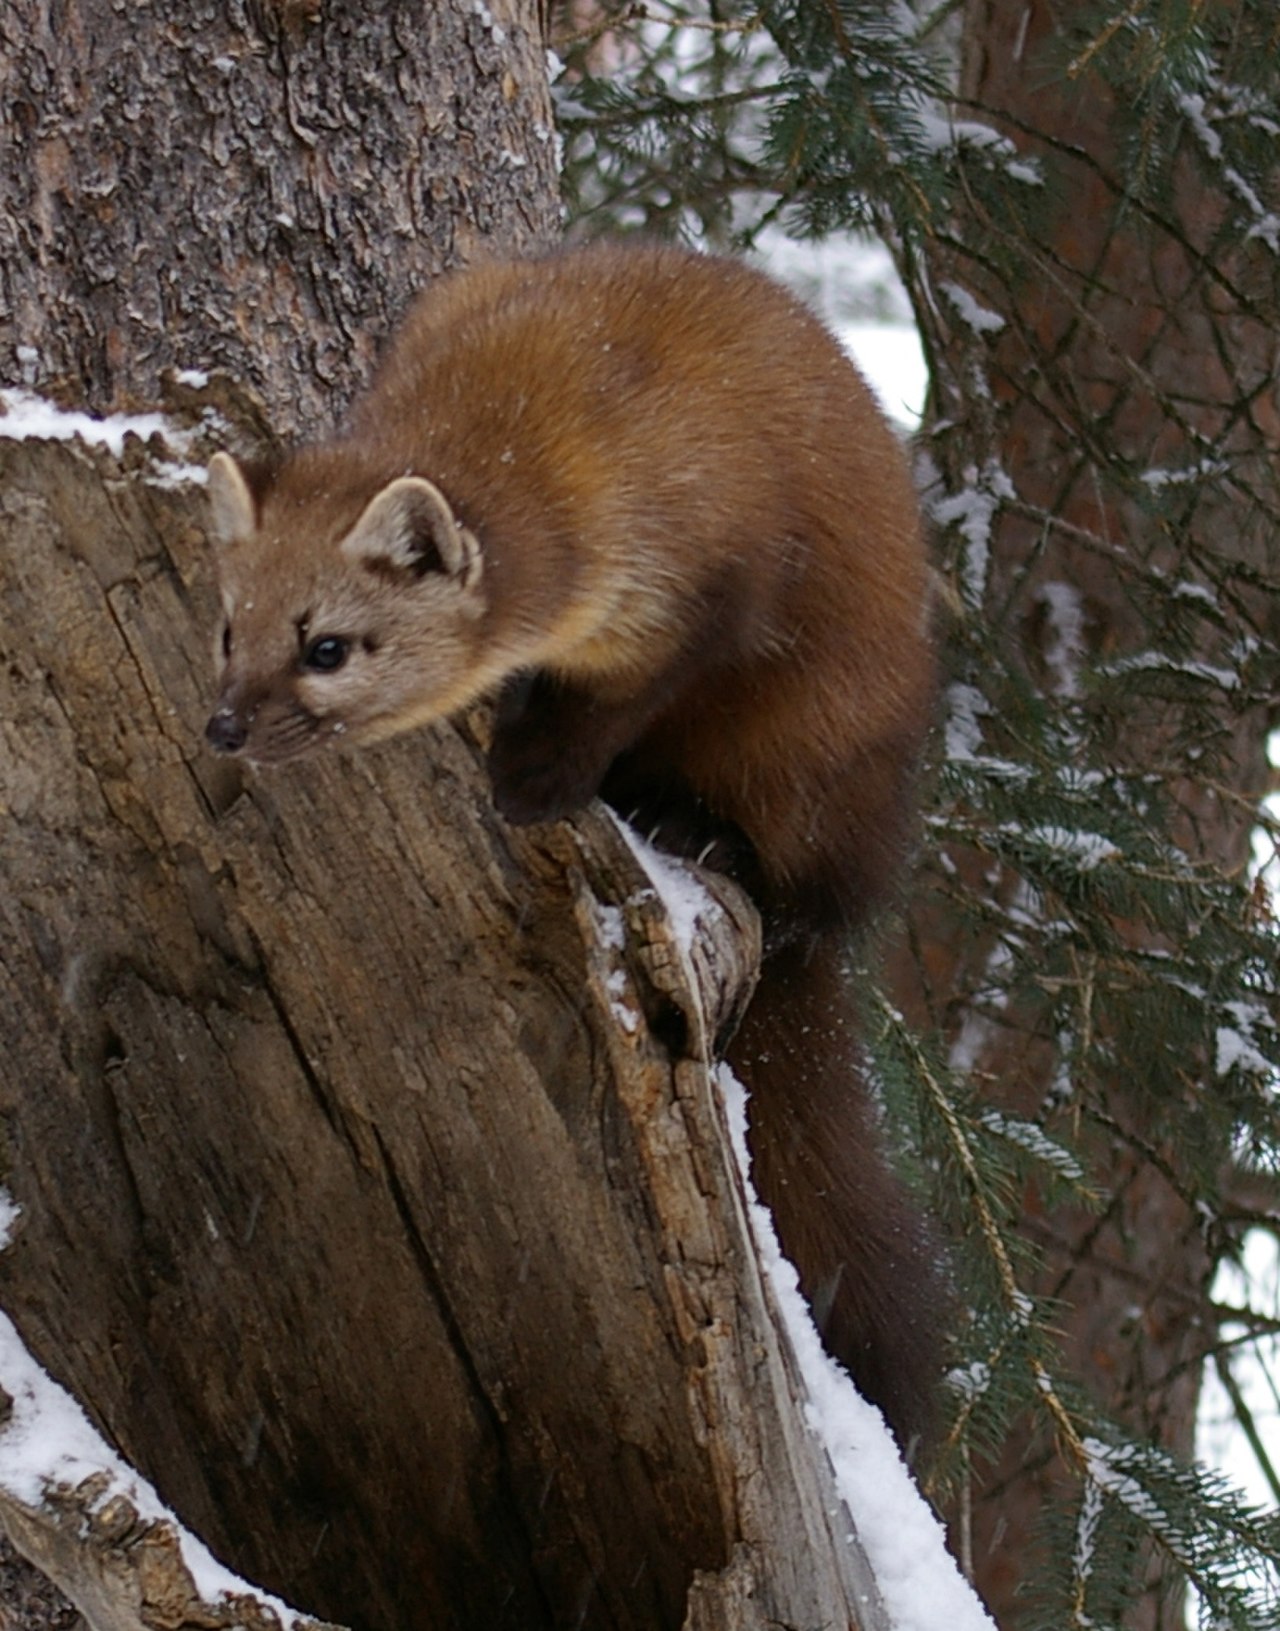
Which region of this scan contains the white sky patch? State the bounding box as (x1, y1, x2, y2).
(840, 323, 927, 428)
(1199, 1231, 1280, 1517)
(0, 1312, 310, 1624)
(717, 1066, 996, 1631)
(757, 229, 926, 430)
(947, 878, 1043, 1077)
(949, 984, 1007, 1076)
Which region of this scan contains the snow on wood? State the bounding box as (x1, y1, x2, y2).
(0, 1314, 342, 1631)
(717, 1068, 997, 1631)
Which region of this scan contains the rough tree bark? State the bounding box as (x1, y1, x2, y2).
(0, 5, 901, 1630)
(905, 3, 1280, 1626)
(0, 0, 558, 422)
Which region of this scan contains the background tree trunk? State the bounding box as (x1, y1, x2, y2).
(905, 4, 1280, 1625)
(0, 0, 559, 427)
(0, 6, 903, 1630)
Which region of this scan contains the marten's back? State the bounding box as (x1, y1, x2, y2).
(363, 241, 932, 930)
(362, 242, 918, 595)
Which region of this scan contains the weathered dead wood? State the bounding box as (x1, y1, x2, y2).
(0, 426, 890, 1630)
(0, 1475, 339, 1631)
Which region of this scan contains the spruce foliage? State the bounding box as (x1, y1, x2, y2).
(555, 3, 1280, 1625)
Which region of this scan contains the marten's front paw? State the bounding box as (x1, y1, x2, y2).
(488, 741, 601, 826)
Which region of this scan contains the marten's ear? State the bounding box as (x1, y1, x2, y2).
(206, 452, 260, 549)
(341, 476, 482, 589)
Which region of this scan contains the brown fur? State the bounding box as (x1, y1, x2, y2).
(205, 240, 944, 1452)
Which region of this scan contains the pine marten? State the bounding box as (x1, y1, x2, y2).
(204, 239, 943, 1453)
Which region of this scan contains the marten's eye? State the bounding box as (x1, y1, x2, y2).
(302, 635, 350, 673)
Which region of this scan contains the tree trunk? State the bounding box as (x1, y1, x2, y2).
(909, 3, 1280, 1625)
(0, 403, 897, 1631)
(0, 0, 559, 428)
(0, 7, 907, 1630)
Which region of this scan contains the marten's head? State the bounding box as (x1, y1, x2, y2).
(203, 451, 492, 764)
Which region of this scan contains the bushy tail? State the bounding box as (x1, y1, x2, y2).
(726, 934, 946, 1457)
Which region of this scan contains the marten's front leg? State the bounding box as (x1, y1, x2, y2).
(488, 671, 664, 826)
(490, 571, 755, 828)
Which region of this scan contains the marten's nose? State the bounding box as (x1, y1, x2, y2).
(205, 709, 248, 754)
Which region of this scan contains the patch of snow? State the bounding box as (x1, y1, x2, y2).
(944, 683, 991, 763)
(0, 1312, 310, 1623)
(1019, 825, 1120, 870)
(917, 111, 1042, 186)
(612, 816, 715, 960)
(1036, 580, 1085, 699)
(1099, 650, 1240, 692)
(472, 0, 505, 42)
(940, 282, 1005, 335)
(605, 968, 640, 1033)
(1177, 92, 1279, 254)
(1006, 159, 1044, 186)
(1179, 92, 1223, 159)
(948, 1360, 992, 1402)
(0, 388, 169, 455)
(1082, 1438, 1177, 1534)
(1140, 458, 1229, 490)
(593, 902, 627, 953)
(717, 1066, 996, 1631)
(0, 388, 206, 489)
(930, 462, 1015, 606)
(1170, 581, 1220, 608)
(0, 1194, 21, 1251)
(1215, 1001, 1275, 1079)
(979, 1109, 1085, 1182)
(590, 902, 641, 1035)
